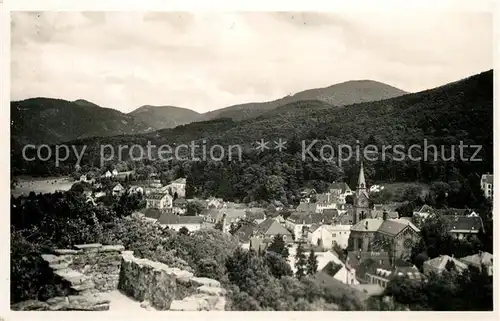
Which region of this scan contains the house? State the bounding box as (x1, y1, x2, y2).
(315, 193, 339, 212)
(158, 213, 205, 232)
(112, 183, 125, 196)
(364, 265, 424, 289)
(348, 216, 420, 260)
(308, 224, 334, 249)
(444, 215, 484, 239)
(94, 191, 106, 199)
(459, 251, 493, 276)
(307, 224, 350, 250)
(329, 182, 353, 202)
(203, 208, 246, 225)
(288, 249, 358, 285)
(149, 179, 163, 189)
(285, 212, 325, 241)
(103, 170, 112, 178)
(480, 173, 493, 199)
(328, 224, 352, 249)
(413, 205, 435, 221)
(349, 251, 422, 287)
(423, 255, 468, 275)
(115, 171, 134, 181)
(371, 208, 399, 220)
(206, 197, 224, 209)
(172, 198, 188, 215)
(320, 259, 359, 285)
(369, 185, 384, 193)
(128, 185, 144, 195)
(252, 218, 293, 245)
(165, 178, 187, 198)
(146, 192, 173, 209)
(299, 187, 317, 202)
(112, 169, 119, 176)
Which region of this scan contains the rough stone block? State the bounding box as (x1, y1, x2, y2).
(190, 277, 221, 288)
(11, 300, 50, 311)
(53, 249, 82, 255)
(196, 285, 226, 296)
(74, 243, 102, 252)
(99, 245, 125, 253)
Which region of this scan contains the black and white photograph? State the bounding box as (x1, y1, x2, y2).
(6, 1, 495, 314)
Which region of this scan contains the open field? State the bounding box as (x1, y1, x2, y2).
(12, 176, 76, 197)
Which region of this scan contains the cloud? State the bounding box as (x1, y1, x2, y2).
(11, 11, 492, 113)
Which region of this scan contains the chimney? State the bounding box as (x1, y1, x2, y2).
(383, 210, 388, 221)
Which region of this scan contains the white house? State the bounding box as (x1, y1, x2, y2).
(103, 171, 112, 178)
(288, 248, 358, 285)
(128, 185, 144, 195)
(308, 225, 334, 249)
(328, 224, 351, 249)
(112, 169, 119, 176)
(423, 255, 468, 275)
(206, 197, 225, 209)
(112, 183, 125, 196)
(480, 173, 493, 199)
(369, 185, 385, 193)
(166, 178, 187, 198)
(146, 192, 173, 209)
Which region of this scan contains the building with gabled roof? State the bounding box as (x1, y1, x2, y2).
(112, 183, 125, 196)
(459, 251, 493, 276)
(158, 213, 205, 232)
(444, 215, 484, 239)
(254, 217, 293, 243)
(146, 192, 173, 209)
(349, 217, 420, 261)
(423, 255, 468, 275)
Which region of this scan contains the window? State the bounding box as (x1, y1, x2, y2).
(332, 233, 336, 237)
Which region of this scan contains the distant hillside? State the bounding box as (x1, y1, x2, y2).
(129, 105, 201, 131)
(12, 70, 493, 188)
(201, 80, 408, 121)
(10, 98, 154, 148)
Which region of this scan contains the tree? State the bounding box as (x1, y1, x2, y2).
(229, 222, 238, 235)
(264, 251, 293, 279)
(267, 234, 289, 259)
(295, 242, 307, 279)
(186, 201, 205, 216)
(179, 226, 189, 235)
(306, 250, 318, 275)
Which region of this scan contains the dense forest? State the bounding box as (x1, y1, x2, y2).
(11, 70, 493, 207)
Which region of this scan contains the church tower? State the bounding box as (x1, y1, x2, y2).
(353, 161, 370, 224)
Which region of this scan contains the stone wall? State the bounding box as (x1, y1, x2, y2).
(118, 251, 226, 311)
(11, 243, 125, 311)
(12, 244, 226, 311)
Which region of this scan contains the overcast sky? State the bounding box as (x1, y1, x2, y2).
(11, 11, 492, 113)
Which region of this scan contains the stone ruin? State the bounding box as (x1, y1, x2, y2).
(11, 243, 226, 311)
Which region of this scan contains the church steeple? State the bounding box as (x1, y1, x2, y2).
(353, 161, 370, 224)
(357, 161, 366, 190)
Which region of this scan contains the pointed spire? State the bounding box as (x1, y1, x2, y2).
(358, 161, 366, 189)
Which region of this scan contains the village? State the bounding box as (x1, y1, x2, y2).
(71, 164, 494, 297)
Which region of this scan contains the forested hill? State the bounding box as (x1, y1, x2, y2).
(201, 80, 407, 121)
(13, 70, 493, 202)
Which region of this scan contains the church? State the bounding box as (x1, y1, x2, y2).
(348, 162, 421, 261)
